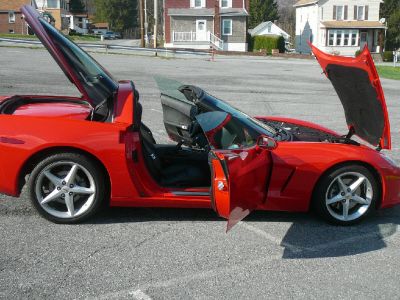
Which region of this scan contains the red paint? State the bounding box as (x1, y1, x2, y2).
(13, 102, 91, 120)
(0, 6, 399, 228)
(210, 147, 271, 231)
(310, 43, 391, 150)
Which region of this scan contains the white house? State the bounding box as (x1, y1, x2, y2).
(248, 21, 290, 41)
(294, 0, 386, 56)
(66, 13, 89, 34)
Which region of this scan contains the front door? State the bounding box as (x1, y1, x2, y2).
(360, 31, 368, 49)
(196, 20, 207, 41)
(195, 111, 275, 231)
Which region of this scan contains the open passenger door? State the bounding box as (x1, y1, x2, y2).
(195, 112, 275, 231)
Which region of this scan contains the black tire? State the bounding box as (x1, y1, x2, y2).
(312, 164, 379, 225)
(28, 152, 107, 223)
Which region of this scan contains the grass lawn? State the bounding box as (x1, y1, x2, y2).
(376, 66, 400, 80)
(0, 33, 38, 40)
(0, 33, 100, 42)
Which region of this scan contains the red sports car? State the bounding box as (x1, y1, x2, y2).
(0, 5, 399, 230)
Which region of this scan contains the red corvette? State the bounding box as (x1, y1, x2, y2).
(1, 6, 399, 230)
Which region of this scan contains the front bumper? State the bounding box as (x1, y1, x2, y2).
(379, 159, 400, 208)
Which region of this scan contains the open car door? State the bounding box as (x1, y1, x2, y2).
(195, 112, 275, 231)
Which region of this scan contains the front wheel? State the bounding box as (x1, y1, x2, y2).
(313, 165, 379, 225)
(28, 153, 107, 223)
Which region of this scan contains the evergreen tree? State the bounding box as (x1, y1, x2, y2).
(249, 0, 279, 29)
(69, 0, 86, 13)
(94, 0, 138, 32)
(380, 0, 400, 50)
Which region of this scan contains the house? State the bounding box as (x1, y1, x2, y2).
(66, 12, 89, 34)
(248, 21, 290, 41)
(35, 0, 69, 31)
(294, 0, 386, 56)
(0, 0, 37, 34)
(163, 0, 249, 52)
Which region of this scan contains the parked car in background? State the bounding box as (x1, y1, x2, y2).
(103, 31, 116, 39)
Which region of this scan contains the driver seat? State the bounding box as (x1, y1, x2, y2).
(136, 102, 210, 187)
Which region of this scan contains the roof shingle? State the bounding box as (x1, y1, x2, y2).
(293, 0, 318, 7)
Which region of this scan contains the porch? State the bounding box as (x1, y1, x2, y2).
(171, 31, 224, 50)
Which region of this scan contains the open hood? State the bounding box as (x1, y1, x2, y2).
(21, 5, 118, 107)
(310, 44, 391, 150)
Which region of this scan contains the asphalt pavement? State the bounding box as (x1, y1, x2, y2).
(1, 46, 400, 299)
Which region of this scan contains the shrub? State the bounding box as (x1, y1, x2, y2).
(355, 50, 362, 57)
(382, 51, 394, 62)
(251, 35, 285, 53)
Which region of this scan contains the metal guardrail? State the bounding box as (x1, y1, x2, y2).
(0, 37, 211, 56)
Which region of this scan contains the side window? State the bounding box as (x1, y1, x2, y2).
(8, 11, 15, 23)
(222, 19, 232, 35)
(195, 112, 260, 150)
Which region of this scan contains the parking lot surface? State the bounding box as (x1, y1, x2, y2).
(1, 47, 400, 299)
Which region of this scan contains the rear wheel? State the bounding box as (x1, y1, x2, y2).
(28, 153, 106, 223)
(313, 165, 378, 225)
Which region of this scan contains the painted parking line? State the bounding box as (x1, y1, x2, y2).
(89, 222, 399, 299)
(129, 289, 153, 300)
(237, 221, 307, 253)
(238, 221, 399, 254)
(90, 253, 283, 300)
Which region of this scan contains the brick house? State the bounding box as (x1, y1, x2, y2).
(164, 0, 249, 52)
(294, 0, 386, 56)
(0, 0, 37, 34)
(35, 0, 69, 31)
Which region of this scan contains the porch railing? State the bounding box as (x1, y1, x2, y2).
(172, 31, 224, 50)
(173, 31, 197, 42)
(208, 31, 223, 50)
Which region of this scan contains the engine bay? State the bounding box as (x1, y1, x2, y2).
(260, 119, 360, 146)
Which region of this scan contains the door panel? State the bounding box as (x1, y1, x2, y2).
(210, 148, 271, 231)
(197, 111, 273, 231)
(160, 93, 197, 144)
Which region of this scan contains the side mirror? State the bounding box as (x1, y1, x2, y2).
(257, 135, 277, 150)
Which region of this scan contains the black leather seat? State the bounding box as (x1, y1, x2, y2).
(137, 102, 210, 187)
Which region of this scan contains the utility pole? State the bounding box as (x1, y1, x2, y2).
(139, 0, 145, 47)
(154, 0, 157, 48)
(144, 0, 148, 46)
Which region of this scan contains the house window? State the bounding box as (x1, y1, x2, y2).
(336, 30, 342, 45)
(8, 11, 15, 23)
(192, 0, 205, 8)
(9, 29, 15, 34)
(328, 31, 334, 46)
(221, 0, 232, 8)
(333, 5, 348, 20)
(358, 6, 364, 20)
(336, 6, 344, 20)
(46, 0, 60, 8)
(267, 23, 272, 33)
(222, 19, 232, 35)
(327, 29, 358, 46)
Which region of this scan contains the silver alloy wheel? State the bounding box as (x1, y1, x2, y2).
(325, 171, 373, 222)
(35, 161, 96, 219)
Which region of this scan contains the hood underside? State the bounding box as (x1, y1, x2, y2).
(310, 44, 391, 150)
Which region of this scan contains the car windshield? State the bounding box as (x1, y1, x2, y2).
(155, 76, 277, 149)
(39, 19, 118, 107)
